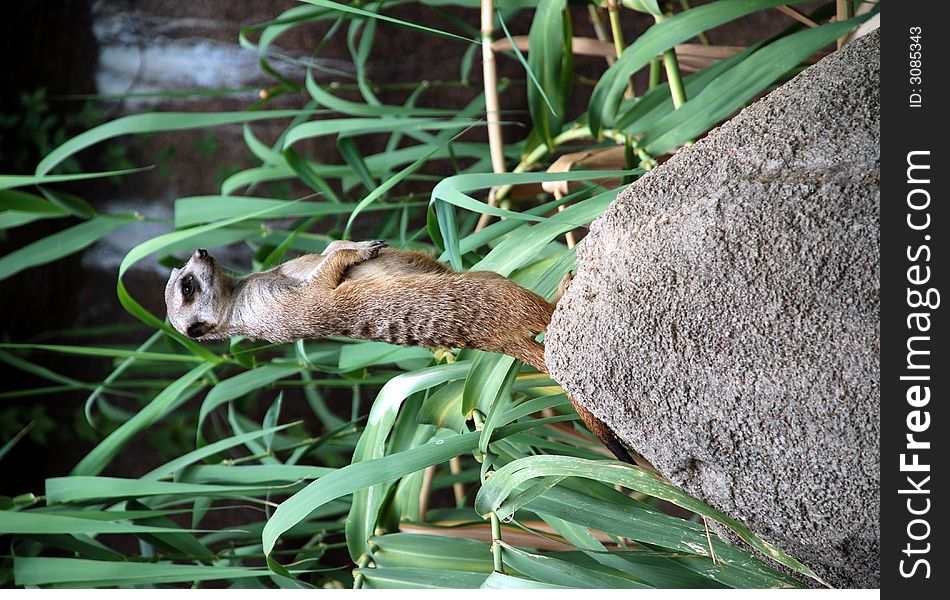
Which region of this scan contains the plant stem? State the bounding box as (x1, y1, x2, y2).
(490, 512, 504, 573)
(656, 13, 687, 109)
(481, 0, 506, 175)
(586, 5, 615, 66)
(836, 0, 851, 49)
(661, 49, 686, 109)
(605, 1, 625, 63)
(475, 0, 506, 232)
(418, 464, 436, 519)
(495, 125, 633, 201)
(352, 551, 373, 589)
(606, 0, 634, 98)
(677, 0, 710, 44)
(648, 57, 661, 89)
(449, 455, 466, 505)
(775, 5, 819, 28)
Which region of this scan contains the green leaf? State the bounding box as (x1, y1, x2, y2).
(474, 188, 619, 276)
(263, 431, 480, 569)
(283, 117, 479, 150)
(125, 499, 217, 562)
(13, 557, 278, 587)
(337, 341, 433, 372)
(342, 140, 445, 237)
(527, 484, 801, 587)
(198, 363, 304, 442)
(142, 423, 299, 481)
(588, 0, 810, 136)
(500, 542, 649, 588)
(337, 136, 377, 192)
(344, 362, 471, 561)
(72, 363, 214, 476)
(174, 196, 361, 228)
(641, 16, 870, 154)
(431, 170, 634, 269)
(621, 0, 662, 16)
(370, 533, 492, 572)
(614, 44, 756, 133)
(0, 213, 137, 282)
(462, 352, 515, 418)
(36, 110, 317, 176)
(178, 464, 334, 485)
(0, 510, 210, 536)
(0, 343, 203, 364)
(475, 455, 824, 585)
(418, 380, 467, 432)
(480, 572, 568, 589)
(356, 567, 488, 589)
(0, 424, 33, 463)
(0, 168, 149, 191)
(45, 476, 282, 504)
(297, 0, 477, 44)
(306, 70, 455, 117)
(525, 0, 571, 148)
(0, 189, 69, 214)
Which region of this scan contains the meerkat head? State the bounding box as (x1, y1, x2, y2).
(164, 249, 233, 341)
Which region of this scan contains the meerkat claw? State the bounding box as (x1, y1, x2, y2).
(362, 240, 387, 259)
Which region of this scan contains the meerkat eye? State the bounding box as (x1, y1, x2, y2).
(181, 275, 196, 301)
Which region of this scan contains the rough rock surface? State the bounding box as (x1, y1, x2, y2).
(546, 30, 880, 588)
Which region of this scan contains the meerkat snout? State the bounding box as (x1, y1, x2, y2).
(186, 321, 210, 338)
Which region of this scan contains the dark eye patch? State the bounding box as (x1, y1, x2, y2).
(181, 275, 198, 301)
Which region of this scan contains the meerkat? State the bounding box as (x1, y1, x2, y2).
(164, 241, 633, 463)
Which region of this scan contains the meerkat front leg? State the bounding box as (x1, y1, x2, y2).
(280, 240, 386, 284)
(308, 240, 386, 290)
(321, 240, 385, 256)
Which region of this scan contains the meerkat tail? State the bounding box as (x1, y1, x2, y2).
(508, 339, 548, 373)
(508, 336, 637, 465)
(570, 398, 637, 464)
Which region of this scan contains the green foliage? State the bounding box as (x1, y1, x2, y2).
(0, 0, 875, 589)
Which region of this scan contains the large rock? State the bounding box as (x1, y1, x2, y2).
(546, 30, 880, 588)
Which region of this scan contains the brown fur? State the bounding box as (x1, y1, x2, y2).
(165, 242, 633, 463)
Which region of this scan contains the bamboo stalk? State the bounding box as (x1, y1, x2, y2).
(775, 5, 819, 28)
(475, 0, 505, 232)
(606, 1, 626, 64)
(649, 57, 661, 89)
(481, 0, 505, 176)
(352, 552, 373, 588)
(606, 0, 634, 98)
(490, 512, 505, 573)
(836, 0, 852, 49)
(491, 36, 614, 59)
(449, 455, 466, 505)
(662, 49, 686, 108)
(587, 4, 615, 66)
(855, 0, 879, 17)
(656, 13, 687, 109)
(401, 520, 582, 550)
(703, 516, 720, 565)
(677, 0, 710, 44)
(418, 464, 436, 520)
